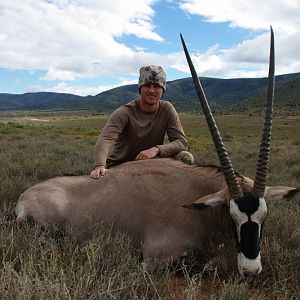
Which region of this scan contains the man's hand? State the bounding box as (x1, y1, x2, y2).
(90, 165, 107, 179)
(135, 147, 160, 161)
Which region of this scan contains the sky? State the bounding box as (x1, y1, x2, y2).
(0, 0, 300, 96)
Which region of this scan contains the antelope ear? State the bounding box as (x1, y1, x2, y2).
(265, 186, 300, 201)
(183, 189, 229, 211)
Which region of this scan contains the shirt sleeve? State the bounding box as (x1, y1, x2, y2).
(157, 103, 188, 157)
(93, 107, 128, 167)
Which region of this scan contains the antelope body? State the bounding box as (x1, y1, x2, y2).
(15, 28, 300, 276)
(15, 158, 299, 276)
(16, 159, 229, 245)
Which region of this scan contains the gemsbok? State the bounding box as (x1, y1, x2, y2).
(15, 28, 299, 276)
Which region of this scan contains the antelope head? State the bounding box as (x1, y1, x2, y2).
(181, 28, 275, 276)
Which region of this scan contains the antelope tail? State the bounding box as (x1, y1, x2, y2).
(15, 203, 27, 223)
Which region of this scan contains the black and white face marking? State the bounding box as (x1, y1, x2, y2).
(229, 193, 267, 276)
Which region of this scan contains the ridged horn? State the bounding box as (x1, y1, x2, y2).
(180, 33, 243, 200)
(252, 27, 275, 198)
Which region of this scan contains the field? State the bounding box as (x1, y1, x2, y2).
(0, 110, 299, 299)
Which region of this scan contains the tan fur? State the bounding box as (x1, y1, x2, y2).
(15, 158, 299, 262)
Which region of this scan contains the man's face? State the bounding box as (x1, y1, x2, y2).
(140, 83, 163, 107)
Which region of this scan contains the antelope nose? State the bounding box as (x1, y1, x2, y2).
(237, 253, 262, 277)
(242, 266, 261, 277)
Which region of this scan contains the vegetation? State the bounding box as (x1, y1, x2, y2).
(228, 76, 300, 115)
(0, 110, 299, 299)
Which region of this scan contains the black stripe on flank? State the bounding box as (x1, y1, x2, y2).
(182, 203, 210, 211)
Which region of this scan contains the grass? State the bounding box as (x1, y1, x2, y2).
(0, 110, 299, 299)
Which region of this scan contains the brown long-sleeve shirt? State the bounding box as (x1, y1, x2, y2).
(93, 99, 188, 167)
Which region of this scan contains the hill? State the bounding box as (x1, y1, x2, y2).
(0, 72, 300, 113)
(228, 75, 300, 115)
(0, 92, 83, 110)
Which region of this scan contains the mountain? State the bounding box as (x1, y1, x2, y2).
(0, 92, 83, 110)
(228, 75, 300, 114)
(0, 72, 300, 112)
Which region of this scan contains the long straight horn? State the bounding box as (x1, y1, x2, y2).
(180, 33, 243, 200)
(252, 27, 275, 198)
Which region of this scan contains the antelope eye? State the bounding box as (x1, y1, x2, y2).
(229, 201, 246, 224)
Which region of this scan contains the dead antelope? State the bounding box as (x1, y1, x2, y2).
(15, 28, 299, 276)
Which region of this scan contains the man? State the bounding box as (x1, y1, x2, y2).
(90, 65, 191, 179)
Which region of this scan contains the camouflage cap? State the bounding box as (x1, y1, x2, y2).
(138, 65, 166, 92)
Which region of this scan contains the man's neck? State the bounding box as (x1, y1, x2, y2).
(138, 99, 160, 112)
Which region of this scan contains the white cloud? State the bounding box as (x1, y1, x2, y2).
(168, 38, 267, 79)
(179, 0, 300, 33)
(26, 78, 139, 96)
(0, 0, 161, 80)
(40, 67, 79, 81)
(176, 0, 300, 78)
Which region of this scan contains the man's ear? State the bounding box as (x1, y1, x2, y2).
(265, 186, 300, 201)
(183, 189, 229, 211)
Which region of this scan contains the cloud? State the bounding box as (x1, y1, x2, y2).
(26, 78, 139, 96)
(177, 0, 300, 78)
(0, 0, 161, 80)
(179, 0, 300, 33)
(168, 38, 270, 79)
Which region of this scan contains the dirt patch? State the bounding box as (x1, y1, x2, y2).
(26, 118, 50, 122)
